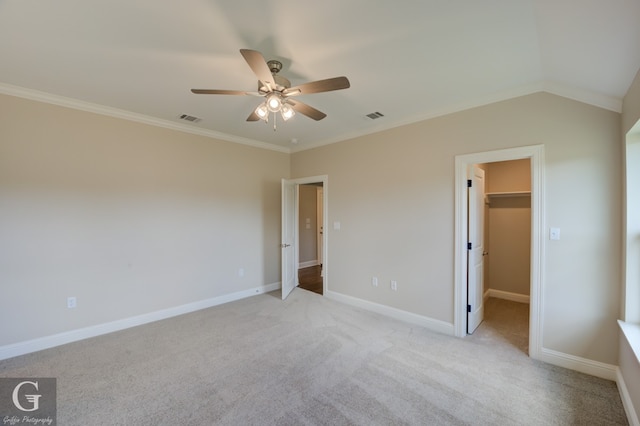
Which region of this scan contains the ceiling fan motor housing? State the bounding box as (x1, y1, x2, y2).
(259, 74, 291, 93)
(267, 60, 282, 74)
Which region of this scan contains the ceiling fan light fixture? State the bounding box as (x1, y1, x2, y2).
(255, 103, 269, 120)
(266, 93, 282, 112)
(280, 104, 295, 121)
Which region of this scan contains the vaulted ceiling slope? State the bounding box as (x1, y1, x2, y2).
(1, 1, 638, 152)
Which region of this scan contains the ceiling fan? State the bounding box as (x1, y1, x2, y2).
(191, 49, 350, 126)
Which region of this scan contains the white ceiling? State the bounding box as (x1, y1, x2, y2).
(1, 0, 639, 152)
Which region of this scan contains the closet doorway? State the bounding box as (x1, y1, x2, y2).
(476, 159, 532, 353)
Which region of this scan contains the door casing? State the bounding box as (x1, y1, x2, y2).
(454, 145, 544, 360)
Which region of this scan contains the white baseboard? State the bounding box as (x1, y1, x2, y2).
(486, 289, 530, 304)
(298, 260, 319, 269)
(325, 290, 455, 336)
(538, 347, 617, 381)
(617, 367, 640, 426)
(0, 282, 281, 361)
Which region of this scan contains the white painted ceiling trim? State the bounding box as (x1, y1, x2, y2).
(0, 82, 289, 154)
(1, 80, 623, 155)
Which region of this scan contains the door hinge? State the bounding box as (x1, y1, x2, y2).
(467, 242, 472, 250)
(467, 304, 471, 313)
(467, 179, 472, 188)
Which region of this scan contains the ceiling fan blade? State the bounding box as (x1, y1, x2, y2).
(191, 89, 249, 95)
(283, 76, 350, 96)
(240, 49, 276, 91)
(288, 100, 327, 121)
(246, 111, 261, 122)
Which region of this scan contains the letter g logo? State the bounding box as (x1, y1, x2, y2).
(12, 381, 41, 412)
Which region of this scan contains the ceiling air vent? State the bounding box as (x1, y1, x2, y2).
(179, 114, 201, 123)
(366, 111, 384, 120)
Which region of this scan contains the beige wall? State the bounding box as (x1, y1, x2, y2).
(486, 160, 531, 297)
(486, 159, 531, 193)
(291, 92, 621, 365)
(298, 184, 318, 264)
(0, 86, 628, 375)
(0, 93, 289, 346)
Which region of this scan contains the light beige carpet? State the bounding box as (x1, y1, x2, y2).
(0, 289, 628, 425)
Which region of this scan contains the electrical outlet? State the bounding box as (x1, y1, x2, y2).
(67, 296, 77, 309)
(391, 280, 398, 291)
(372, 276, 378, 287)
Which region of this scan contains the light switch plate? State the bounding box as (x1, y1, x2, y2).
(550, 227, 560, 240)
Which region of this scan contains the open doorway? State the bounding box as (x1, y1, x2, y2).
(297, 183, 324, 295)
(280, 175, 328, 300)
(473, 159, 532, 353)
(454, 145, 544, 360)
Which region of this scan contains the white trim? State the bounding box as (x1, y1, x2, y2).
(290, 83, 622, 153)
(0, 83, 288, 154)
(292, 84, 545, 153)
(454, 145, 545, 363)
(325, 290, 455, 336)
(316, 187, 324, 267)
(486, 289, 530, 304)
(539, 348, 617, 381)
(618, 320, 640, 364)
(617, 366, 640, 426)
(0, 282, 281, 361)
(1, 82, 620, 156)
(541, 81, 622, 114)
(298, 260, 319, 269)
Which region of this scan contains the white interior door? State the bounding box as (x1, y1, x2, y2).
(467, 165, 485, 333)
(281, 179, 297, 300)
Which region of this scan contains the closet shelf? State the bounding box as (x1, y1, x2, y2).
(485, 191, 531, 198)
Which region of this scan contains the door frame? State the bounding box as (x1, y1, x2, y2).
(288, 175, 329, 295)
(454, 145, 544, 360)
(316, 186, 324, 268)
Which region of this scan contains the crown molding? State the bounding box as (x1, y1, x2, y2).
(291, 84, 545, 153)
(0, 83, 290, 154)
(291, 81, 623, 153)
(541, 81, 622, 113)
(1, 81, 620, 156)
